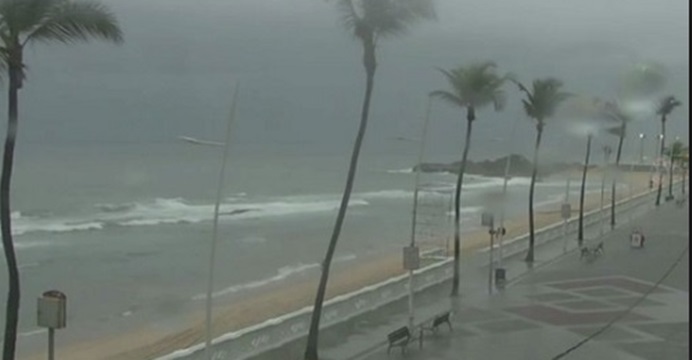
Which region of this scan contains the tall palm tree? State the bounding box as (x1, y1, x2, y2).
(664, 141, 688, 198)
(304, 1, 434, 359)
(430, 61, 507, 296)
(561, 97, 607, 244)
(682, 154, 689, 195)
(600, 101, 632, 229)
(0, 1, 121, 358)
(578, 133, 593, 244)
(654, 95, 682, 205)
(513, 78, 570, 262)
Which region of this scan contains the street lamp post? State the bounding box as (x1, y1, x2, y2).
(182, 85, 240, 360)
(627, 135, 645, 222)
(405, 95, 433, 331)
(561, 177, 571, 253)
(638, 133, 646, 164)
(497, 116, 521, 272)
(600, 145, 612, 237)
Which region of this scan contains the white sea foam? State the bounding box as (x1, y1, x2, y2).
(191, 254, 357, 300)
(386, 168, 414, 174)
(19, 329, 47, 337)
(12, 197, 369, 236)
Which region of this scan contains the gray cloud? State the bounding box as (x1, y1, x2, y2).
(2, 0, 688, 162)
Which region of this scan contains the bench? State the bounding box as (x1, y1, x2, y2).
(387, 326, 411, 355)
(421, 311, 452, 335)
(579, 242, 603, 261)
(418, 311, 453, 349)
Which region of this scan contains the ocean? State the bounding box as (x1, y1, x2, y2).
(2, 141, 599, 354)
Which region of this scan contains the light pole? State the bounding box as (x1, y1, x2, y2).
(638, 133, 646, 164)
(561, 177, 571, 253)
(600, 145, 612, 237)
(650, 134, 663, 190)
(496, 116, 521, 273)
(180, 85, 239, 360)
(404, 95, 433, 332)
(656, 134, 664, 196)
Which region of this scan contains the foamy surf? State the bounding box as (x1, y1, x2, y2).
(386, 168, 413, 174)
(191, 254, 357, 300)
(12, 197, 369, 236)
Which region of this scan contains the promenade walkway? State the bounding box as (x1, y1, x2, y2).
(353, 198, 688, 360)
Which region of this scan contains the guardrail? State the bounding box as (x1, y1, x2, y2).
(159, 182, 674, 360)
(157, 256, 453, 360)
(482, 182, 678, 259)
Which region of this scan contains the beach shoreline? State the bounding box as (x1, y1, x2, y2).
(19, 171, 669, 360)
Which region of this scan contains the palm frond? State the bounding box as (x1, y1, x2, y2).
(349, 0, 435, 38)
(430, 90, 465, 108)
(656, 95, 682, 116)
(0, 0, 57, 35)
(516, 77, 570, 125)
(24, 0, 122, 45)
(337, 0, 362, 36)
(605, 124, 626, 137)
(433, 61, 507, 112)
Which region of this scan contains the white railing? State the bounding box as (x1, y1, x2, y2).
(157, 256, 453, 360)
(482, 184, 673, 259)
(158, 183, 671, 360)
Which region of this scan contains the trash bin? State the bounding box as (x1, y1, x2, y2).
(494, 268, 506, 289)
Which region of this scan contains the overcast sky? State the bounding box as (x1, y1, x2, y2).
(4, 0, 689, 162)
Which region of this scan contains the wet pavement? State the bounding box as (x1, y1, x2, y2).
(353, 198, 689, 360)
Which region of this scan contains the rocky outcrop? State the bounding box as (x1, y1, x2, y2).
(414, 154, 581, 178)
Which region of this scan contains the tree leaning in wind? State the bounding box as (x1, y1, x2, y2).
(513, 78, 570, 263)
(431, 61, 507, 296)
(599, 101, 632, 229)
(664, 140, 688, 199)
(654, 95, 682, 206)
(0, 1, 121, 358)
(304, 1, 434, 359)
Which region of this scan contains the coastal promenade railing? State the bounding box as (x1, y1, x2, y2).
(158, 183, 672, 360)
(481, 185, 665, 259)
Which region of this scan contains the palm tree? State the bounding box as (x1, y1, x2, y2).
(680, 150, 689, 195)
(513, 78, 570, 262)
(304, 1, 434, 359)
(578, 133, 593, 244)
(600, 101, 632, 229)
(0, 1, 121, 358)
(560, 97, 608, 245)
(654, 95, 682, 205)
(664, 141, 688, 198)
(430, 61, 507, 296)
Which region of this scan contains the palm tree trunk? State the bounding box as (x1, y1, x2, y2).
(682, 168, 686, 195)
(610, 131, 625, 229)
(450, 108, 474, 297)
(2, 62, 22, 360)
(667, 152, 674, 199)
(304, 39, 376, 360)
(526, 125, 543, 263)
(656, 117, 666, 206)
(578, 134, 592, 245)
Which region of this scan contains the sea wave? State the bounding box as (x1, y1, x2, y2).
(11, 175, 559, 237)
(386, 168, 414, 174)
(191, 254, 357, 300)
(12, 197, 369, 236)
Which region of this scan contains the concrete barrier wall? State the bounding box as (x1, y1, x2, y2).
(491, 186, 665, 259)
(158, 185, 668, 360)
(157, 256, 453, 360)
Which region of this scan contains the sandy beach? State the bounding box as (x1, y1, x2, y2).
(21, 170, 675, 360)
